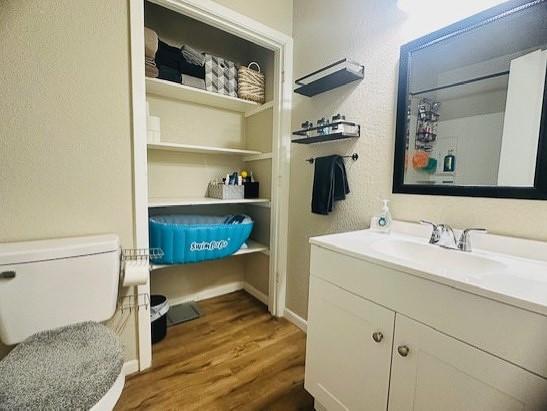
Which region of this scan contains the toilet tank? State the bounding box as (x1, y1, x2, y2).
(0, 234, 120, 345)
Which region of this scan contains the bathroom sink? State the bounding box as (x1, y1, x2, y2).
(309, 220, 547, 315)
(371, 238, 506, 278)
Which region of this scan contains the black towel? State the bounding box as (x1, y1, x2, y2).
(311, 155, 350, 215)
(158, 65, 182, 83)
(155, 40, 182, 70)
(180, 52, 206, 79)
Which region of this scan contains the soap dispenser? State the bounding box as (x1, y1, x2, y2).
(371, 199, 392, 233)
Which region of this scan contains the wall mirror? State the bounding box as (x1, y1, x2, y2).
(393, 0, 547, 199)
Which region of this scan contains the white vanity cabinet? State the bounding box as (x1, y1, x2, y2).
(305, 276, 395, 410)
(389, 315, 547, 411)
(305, 241, 547, 411)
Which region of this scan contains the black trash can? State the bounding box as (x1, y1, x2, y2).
(150, 294, 169, 344)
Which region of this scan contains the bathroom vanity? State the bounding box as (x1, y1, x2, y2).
(305, 221, 547, 411)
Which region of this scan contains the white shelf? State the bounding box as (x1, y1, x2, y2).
(146, 78, 259, 113)
(242, 152, 273, 162)
(148, 142, 262, 156)
(150, 240, 269, 270)
(148, 197, 271, 208)
(244, 101, 274, 118)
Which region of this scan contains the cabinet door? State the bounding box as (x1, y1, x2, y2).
(389, 314, 547, 411)
(305, 276, 395, 411)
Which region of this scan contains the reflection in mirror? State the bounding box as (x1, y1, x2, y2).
(401, 1, 546, 188)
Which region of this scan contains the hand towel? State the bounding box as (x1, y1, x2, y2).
(311, 155, 350, 215)
(144, 27, 158, 58)
(181, 44, 206, 66)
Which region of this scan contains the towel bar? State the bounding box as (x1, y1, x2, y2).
(305, 153, 359, 164)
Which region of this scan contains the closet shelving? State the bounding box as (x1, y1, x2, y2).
(148, 197, 271, 207)
(146, 78, 262, 114)
(131, 0, 292, 371)
(147, 142, 263, 156)
(150, 240, 269, 270)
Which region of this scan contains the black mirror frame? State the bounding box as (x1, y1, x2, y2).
(392, 0, 547, 200)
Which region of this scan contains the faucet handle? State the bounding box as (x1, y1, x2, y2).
(419, 220, 440, 244)
(458, 228, 487, 252)
(419, 220, 438, 228)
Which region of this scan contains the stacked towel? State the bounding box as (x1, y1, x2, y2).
(311, 155, 350, 215)
(181, 44, 206, 66)
(155, 40, 206, 85)
(144, 27, 159, 78)
(182, 74, 206, 90)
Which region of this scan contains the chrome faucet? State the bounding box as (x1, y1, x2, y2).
(420, 220, 487, 252)
(457, 228, 488, 252)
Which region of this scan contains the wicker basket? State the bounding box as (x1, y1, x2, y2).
(208, 183, 244, 200)
(238, 62, 265, 104)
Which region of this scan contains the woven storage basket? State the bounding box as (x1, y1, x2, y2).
(238, 62, 265, 104)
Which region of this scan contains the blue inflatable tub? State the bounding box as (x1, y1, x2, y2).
(149, 214, 254, 264)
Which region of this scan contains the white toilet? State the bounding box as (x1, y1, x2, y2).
(0, 234, 125, 410)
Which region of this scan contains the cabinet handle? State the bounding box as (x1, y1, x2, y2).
(372, 331, 383, 343)
(397, 345, 410, 357)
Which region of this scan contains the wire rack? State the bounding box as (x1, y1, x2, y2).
(121, 248, 164, 262)
(118, 293, 151, 313)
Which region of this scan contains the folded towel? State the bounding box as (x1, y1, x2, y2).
(181, 44, 205, 66)
(182, 74, 206, 90)
(158, 65, 181, 83)
(156, 39, 183, 70)
(311, 155, 350, 215)
(145, 62, 159, 78)
(180, 53, 206, 79)
(144, 27, 158, 58)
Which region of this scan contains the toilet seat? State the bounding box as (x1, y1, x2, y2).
(0, 321, 124, 410)
(90, 371, 125, 411)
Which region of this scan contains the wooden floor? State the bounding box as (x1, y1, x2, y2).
(115, 291, 314, 411)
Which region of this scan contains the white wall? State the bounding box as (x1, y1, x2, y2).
(211, 0, 293, 36)
(288, 0, 547, 319)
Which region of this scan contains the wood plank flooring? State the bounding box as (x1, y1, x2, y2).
(115, 291, 314, 411)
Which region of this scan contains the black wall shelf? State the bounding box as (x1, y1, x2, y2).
(292, 132, 359, 145)
(294, 58, 364, 97)
(292, 121, 361, 144)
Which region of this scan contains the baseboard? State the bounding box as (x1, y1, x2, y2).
(122, 359, 139, 377)
(283, 308, 307, 333)
(167, 281, 271, 308)
(242, 282, 268, 305)
(167, 281, 245, 306)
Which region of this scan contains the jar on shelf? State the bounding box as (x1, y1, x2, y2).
(317, 117, 330, 135)
(301, 120, 314, 137)
(331, 113, 346, 133)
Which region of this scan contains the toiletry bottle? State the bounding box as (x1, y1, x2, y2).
(443, 150, 456, 172)
(376, 200, 391, 233)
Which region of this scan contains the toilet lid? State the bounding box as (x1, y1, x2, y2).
(0, 321, 123, 410)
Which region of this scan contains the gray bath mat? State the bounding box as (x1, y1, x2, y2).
(167, 301, 201, 326)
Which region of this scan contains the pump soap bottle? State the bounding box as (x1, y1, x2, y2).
(371, 199, 392, 233)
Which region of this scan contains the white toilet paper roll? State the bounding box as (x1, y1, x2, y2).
(123, 261, 149, 287)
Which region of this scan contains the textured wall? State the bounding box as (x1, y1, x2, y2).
(0, 0, 137, 360)
(288, 0, 547, 319)
(0, 1, 134, 245)
(211, 0, 293, 35)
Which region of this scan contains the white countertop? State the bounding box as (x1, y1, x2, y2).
(310, 221, 547, 316)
